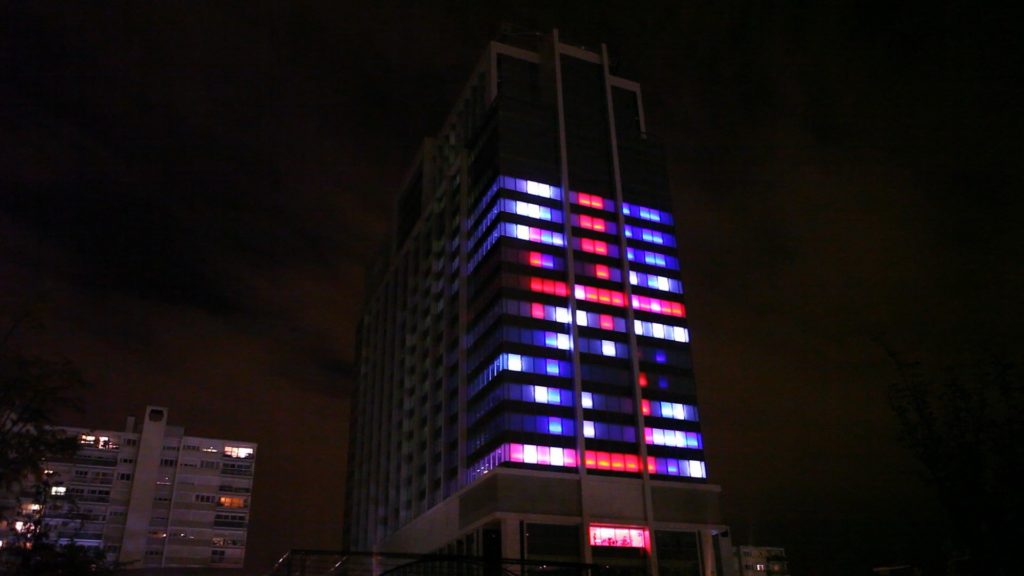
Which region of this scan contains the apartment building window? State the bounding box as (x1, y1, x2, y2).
(211, 549, 226, 563)
(218, 496, 247, 508)
(200, 460, 219, 470)
(118, 472, 132, 481)
(195, 494, 216, 504)
(160, 458, 176, 467)
(223, 446, 254, 459)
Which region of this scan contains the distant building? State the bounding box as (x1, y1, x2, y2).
(736, 546, 788, 576)
(346, 28, 735, 576)
(1, 406, 256, 569)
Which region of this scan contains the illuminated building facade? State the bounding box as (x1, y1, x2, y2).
(347, 30, 734, 576)
(1, 406, 256, 569)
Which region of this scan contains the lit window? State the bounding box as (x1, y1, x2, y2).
(574, 284, 626, 307)
(217, 496, 247, 508)
(529, 276, 569, 297)
(629, 271, 683, 294)
(622, 202, 674, 224)
(626, 247, 679, 270)
(575, 237, 617, 257)
(645, 457, 707, 478)
(223, 446, 254, 459)
(573, 214, 615, 234)
(641, 399, 699, 421)
(584, 450, 641, 472)
(634, 319, 689, 342)
(468, 442, 578, 481)
(589, 525, 650, 549)
(575, 310, 624, 332)
(631, 295, 686, 317)
(527, 251, 557, 270)
(572, 191, 612, 211)
(51, 486, 66, 496)
(576, 261, 622, 282)
(623, 224, 676, 247)
(644, 427, 703, 448)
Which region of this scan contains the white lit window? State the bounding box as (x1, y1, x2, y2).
(51, 486, 66, 496)
(223, 446, 254, 459)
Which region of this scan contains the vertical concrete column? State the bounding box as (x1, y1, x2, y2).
(699, 530, 718, 576)
(119, 406, 168, 567)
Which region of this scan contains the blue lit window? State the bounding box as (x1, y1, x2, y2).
(626, 247, 679, 270)
(581, 392, 634, 414)
(583, 420, 637, 443)
(575, 310, 626, 332)
(646, 457, 705, 479)
(470, 353, 572, 395)
(633, 320, 689, 343)
(641, 399, 699, 421)
(644, 427, 702, 448)
(629, 271, 683, 294)
(498, 175, 562, 200)
(623, 225, 676, 247)
(500, 326, 572, 350)
(500, 198, 563, 223)
(622, 202, 674, 225)
(578, 338, 629, 358)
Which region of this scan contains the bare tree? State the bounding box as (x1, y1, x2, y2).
(886, 350, 1022, 575)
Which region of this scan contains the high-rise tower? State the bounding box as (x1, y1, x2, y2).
(346, 30, 733, 576)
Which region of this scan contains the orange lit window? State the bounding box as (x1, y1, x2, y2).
(584, 450, 641, 472)
(217, 496, 247, 508)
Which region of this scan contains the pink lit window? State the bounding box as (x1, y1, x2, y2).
(589, 525, 650, 549)
(641, 399, 651, 416)
(638, 372, 648, 388)
(598, 314, 614, 330)
(579, 238, 609, 256)
(595, 264, 610, 279)
(579, 214, 608, 232)
(631, 295, 686, 318)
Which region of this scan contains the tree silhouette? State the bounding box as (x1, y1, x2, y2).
(886, 351, 1022, 575)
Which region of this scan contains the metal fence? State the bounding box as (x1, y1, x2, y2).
(270, 551, 645, 576)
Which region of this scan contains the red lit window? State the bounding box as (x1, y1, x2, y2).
(638, 373, 648, 388)
(531, 303, 545, 319)
(641, 399, 651, 416)
(594, 264, 610, 279)
(528, 251, 544, 267)
(598, 314, 614, 330)
(530, 277, 568, 297)
(589, 525, 650, 549)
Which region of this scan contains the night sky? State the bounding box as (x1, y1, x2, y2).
(2, 2, 1021, 575)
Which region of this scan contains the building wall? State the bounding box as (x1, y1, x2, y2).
(15, 406, 256, 570)
(348, 30, 733, 576)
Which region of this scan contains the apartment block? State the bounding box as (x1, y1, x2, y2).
(2, 406, 256, 569)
